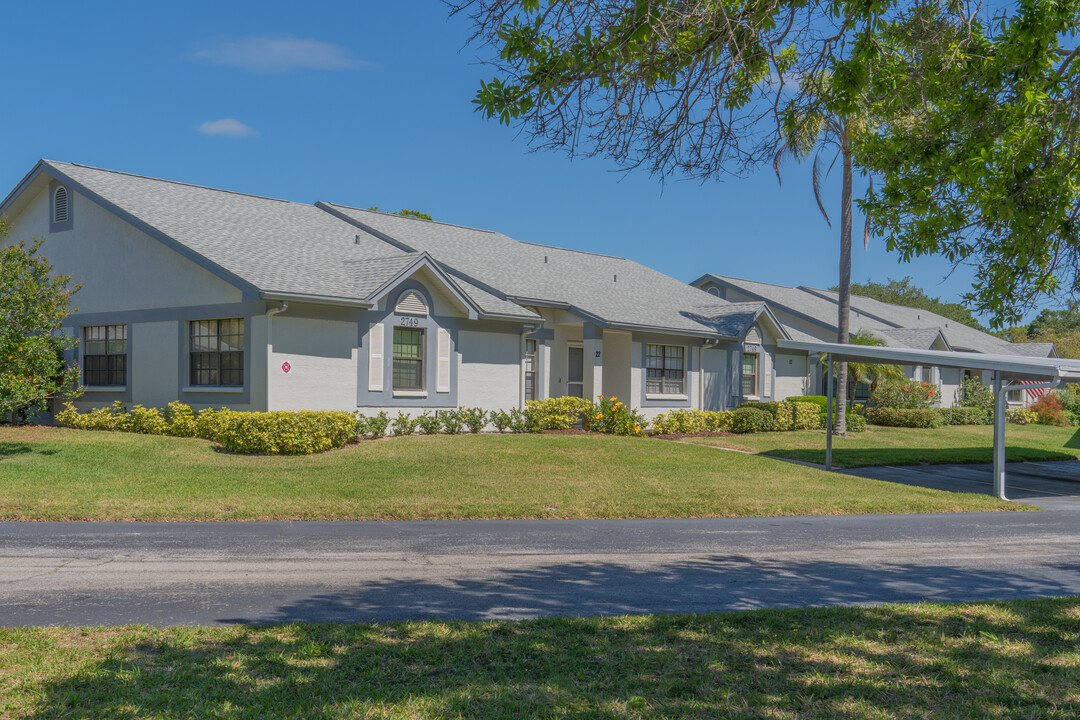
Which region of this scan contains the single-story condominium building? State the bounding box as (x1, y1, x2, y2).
(1, 161, 798, 419)
(0, 160, 1055, 418)
(692, 275, 1057, 407)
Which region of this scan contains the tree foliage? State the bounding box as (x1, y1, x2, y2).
(834, 276, 987, 330)
(855, 0, 1080, 327)
(365, 207, 434, 221)
(454, 0, 891, 180)
(0, 225, 81, 422)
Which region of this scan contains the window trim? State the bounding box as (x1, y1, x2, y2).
(524, 338, 538, 402)
(82, 324, 127, 387)
(392, 326, 425, 391)
(646, 343, 686, 396)
(188, 318, 245, 387)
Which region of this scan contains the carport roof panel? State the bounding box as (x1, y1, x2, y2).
(777, 339, 1080, 380)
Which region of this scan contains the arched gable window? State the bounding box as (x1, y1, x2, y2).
(395, 290, 428, 316)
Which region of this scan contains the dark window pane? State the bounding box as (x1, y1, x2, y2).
(568, 347, 583, 383)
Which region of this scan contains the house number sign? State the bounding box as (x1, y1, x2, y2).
(399, 316, 420, 327)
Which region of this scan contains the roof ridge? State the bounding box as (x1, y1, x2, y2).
(717, 275, 814, 292)
(517, 240, 627, 261)
(323, 201, 498, 234)
(44, 160, 296, 205)
(340, 253, 420, 264)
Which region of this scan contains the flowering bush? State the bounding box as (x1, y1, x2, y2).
(583, 395, 646, 436)
(1030, 393, 1071, 426)
(871, 379, 938, 409)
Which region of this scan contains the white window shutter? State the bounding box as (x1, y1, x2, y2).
(762, 352, 772, 398)
(730, 349, 741, 402)
(368, 323, 384, 391)
(437, 328, 451, 393)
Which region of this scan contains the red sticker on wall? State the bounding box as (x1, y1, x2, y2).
(281, 361, 292, 374)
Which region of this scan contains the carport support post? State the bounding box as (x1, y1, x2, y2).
(993, 373, 1007, 501)
(826, 354, 833, 471)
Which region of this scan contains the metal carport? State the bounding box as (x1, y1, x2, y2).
(777, 340, 1080, 500)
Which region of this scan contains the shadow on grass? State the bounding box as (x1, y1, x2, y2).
(22, 560, 1080, 718)
(0, 442, 43, 460)
(762, 445, 1077, 469)
(1066, 427, 1080, 450)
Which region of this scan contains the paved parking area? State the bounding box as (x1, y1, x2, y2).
(842, 460, 1080, 510)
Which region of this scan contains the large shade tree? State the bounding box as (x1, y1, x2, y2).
(855, 0, 1080, 327)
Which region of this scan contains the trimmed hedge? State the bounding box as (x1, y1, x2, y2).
(57, 402, 361, 455)
(730, 406, 774, 434)
(942, 406, 992, 426)
(845, 414, 867, 433)
(525, 396, 592, 430)
(866, 407, 946, 429)
(650, 409, 733, 434)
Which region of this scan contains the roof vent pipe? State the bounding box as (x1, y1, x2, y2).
(613, 274, 617, 282)
(355, 234, 362, 244)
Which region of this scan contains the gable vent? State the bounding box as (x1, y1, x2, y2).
(395, 290, 428, 316)
(53, 186, 69, 224)
(745, 325, 762, 344)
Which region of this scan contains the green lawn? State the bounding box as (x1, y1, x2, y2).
(0, 426, 1020, 521)
(681, 423, 1080, 469)
(3, 598, 1079, 719)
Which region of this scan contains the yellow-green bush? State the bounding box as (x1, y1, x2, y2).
(56, 402, 360, 455)
(650, 409, 733, 434)
(210, 410, 359, 455)
(790, 401, 823, 430)
(526, 396, 592, 430)
(1007, 407, 1038, 425)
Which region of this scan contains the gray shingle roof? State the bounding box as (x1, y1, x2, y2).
(322, 203, 761, 336)
(42, 161, 539, 320)
(1005, 342, 1057, 358)
(38, 161, 762, 335)
(877, 328, 948, 350)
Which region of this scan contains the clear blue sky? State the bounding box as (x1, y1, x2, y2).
(0, 0, 1041, 325)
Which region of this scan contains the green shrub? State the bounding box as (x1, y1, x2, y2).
(212, 410, 359, 455)
(871, 379, 939, 409)
(729, 406, 774, 434)
(461, 407, 488, 434)
(651, 409, 707, 434)
(508, 407, 541, 433)
(490, 409, 512, 433)
(440, 409, 465, 435)
(525, 396, 591, 430)
(392, 411, 419, 437)
(788, 396, 828, 413)
(959, 378, 994, 410)
(707, 410, 733, 432)
(416, 411, 442, 435)
(866, 407, 946, 429)
(163, 401, 198, 437)
(359, 411, 390, 439)
(115, 404, 168, 435)
(195, 407, 226, 440)
(1007, 407, 1038, 425)
(846, 414, 867, 433)
(943, 407, 992, 425)
(56, 402, 120, 431)
(789, 402, 824, 430)
(747, 401, 794, 431)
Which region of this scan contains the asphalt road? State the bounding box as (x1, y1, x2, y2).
(3, 511, 1079, 626)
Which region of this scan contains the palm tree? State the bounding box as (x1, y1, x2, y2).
(774, 82, 872, 435)
(821, 330, 906, 402)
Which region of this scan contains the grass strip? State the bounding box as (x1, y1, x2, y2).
(0, 426, 1019, 521)
(2, 598, 1079, 719)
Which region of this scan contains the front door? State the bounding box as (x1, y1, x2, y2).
(567, 345, 584, 398)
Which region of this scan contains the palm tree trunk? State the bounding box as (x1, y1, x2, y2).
(835, 125, 853, 435)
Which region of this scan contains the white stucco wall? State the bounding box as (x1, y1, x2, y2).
(4, 182, 242, 313)
(602, 330, 632, 403)
(774, 351, 810, 400)
(269, 315, 358, 411)
(457, 329, 522, 410)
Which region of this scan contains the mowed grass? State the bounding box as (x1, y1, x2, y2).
(3, 598, 1079, 719)
(682, 423, 1080, 469)
(0, 426, 1019, 521)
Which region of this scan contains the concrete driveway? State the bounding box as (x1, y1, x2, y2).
(842, 460, 1080, 511)
(3, 510, 1080, 626)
